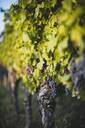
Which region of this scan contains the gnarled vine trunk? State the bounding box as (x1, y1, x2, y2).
(10, 78, 21, 115)
(8, 69, 20, 115)
(23, 86, 32, 128)
(37, 76, 57, 128)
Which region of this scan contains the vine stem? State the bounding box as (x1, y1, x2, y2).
(37, 78, 56, 128)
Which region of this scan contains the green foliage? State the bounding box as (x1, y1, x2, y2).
(0, 0, 85, 95)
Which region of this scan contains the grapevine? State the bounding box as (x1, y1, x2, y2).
(0, 0, 85, 96)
